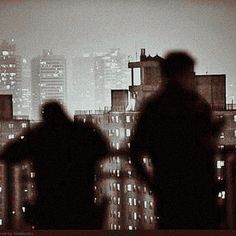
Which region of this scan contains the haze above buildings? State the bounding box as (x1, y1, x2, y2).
(0, 0, 236, 115)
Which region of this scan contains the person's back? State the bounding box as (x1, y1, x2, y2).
(131, 52, 222, 229)
(1, 102, 108, 229)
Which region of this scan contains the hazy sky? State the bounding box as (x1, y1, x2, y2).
(1, 0, 236, 101)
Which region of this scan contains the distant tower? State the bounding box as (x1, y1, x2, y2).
(21, 58, 32, 118)
(0, 40, 22, 116)
(31, 49, 66, 120)
(71, 55, 95, 112)
(94, 49, 130, 109)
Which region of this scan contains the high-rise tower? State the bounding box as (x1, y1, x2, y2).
(31, 49, 66, 120)
(0, 40, 22, 116)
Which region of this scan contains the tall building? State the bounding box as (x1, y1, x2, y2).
(94, 49, 130, 109)
(0, 95, 32, 229)
(31, 49, 66, 120)
(0, 40, 22, 116)
(70, 55, 95, 112)
(21, 58, 32, 118)
(74, 50, 164, 230)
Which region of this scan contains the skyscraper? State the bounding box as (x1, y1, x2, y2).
(31, 49, 66, 120)
(94, 49, 130, 109)
(21, 58, 32, 118)
(0, 40, 22, 116)
(70, 55, 95, 112)
(0, 95, 31, 229)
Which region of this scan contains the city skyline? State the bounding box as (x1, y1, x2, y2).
(0, 0, 236, 114)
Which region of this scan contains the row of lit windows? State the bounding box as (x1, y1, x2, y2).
(109, 115, 136, 124)
(107, 182, 152, 195)
(0, 64, 16, 68)
(109, 156, 120, 163)
(7, 123, 28, 129)
(111, 142, 130, 150)
(217, 160, 225, 169)
(108, 128, 131, 137)
(0, 72, 16, 76)
(128, 198, 153, 209)
(219, 130, 236, 139)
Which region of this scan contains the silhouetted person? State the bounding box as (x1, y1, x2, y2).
(130, 52, 223, 229)
(1, 101, 108, 229)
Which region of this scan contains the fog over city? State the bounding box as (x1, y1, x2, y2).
(0, 0, 236, 116)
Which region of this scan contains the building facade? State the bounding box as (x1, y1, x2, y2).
(0, 40, 22, 116)
(94, 49, 130, 109)
(31, 49, 66, 120)
(0, 95, 32, 229)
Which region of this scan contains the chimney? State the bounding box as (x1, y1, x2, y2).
(140, 48, 146, 61)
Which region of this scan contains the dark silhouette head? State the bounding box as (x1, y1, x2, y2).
(161, 51, 196, 90)
(41, 101, 70, 126)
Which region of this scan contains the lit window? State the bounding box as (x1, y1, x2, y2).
(234, 115, 236, 122)
(116, 156, 120, 163)
(127, 143, 130, 148)
(8, 134, 14, 140)
(117, 197, 120, 205)
(127, 184, 132, 191)
(8, 123, 14, 129)
(149, 201, 153, 209)
(117, 183, 120, 191)
(126, 116, 131, 123)
(220, 132, 224, 139)
(128, 197, 132, 206)
(128, 170, 132, 177)
(117, 170, 120, 177)
(218, 191, 226, 199)
(116, 143, 120, 150)
(0, 219, 2, 225)
(128, 225, 133, 230)
(150, 216, 154, 223)
(2, 51, 9, 56)
(111, 116, 115, 123)
(133, 198, 137, 206)
(144, 201, 147, 208)
(143, 158, 147, 164)
(20, 136, 24, 139)
(0, 187, 2, 192)
(30, 172, 35, 178)
(115, 129, 119, 136)
(133, 212, 137, 220)
(22, 123, 27, 128)
(117, 211, 121, 218)
(115, 116, 119, 123)
(126, 129, 131, 137)
(234, 130, 236, 137)
(217, 161, 224, 169)
(143, 186, 147, 193)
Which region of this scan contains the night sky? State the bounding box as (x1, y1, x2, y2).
(0, 0, 236, 113)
